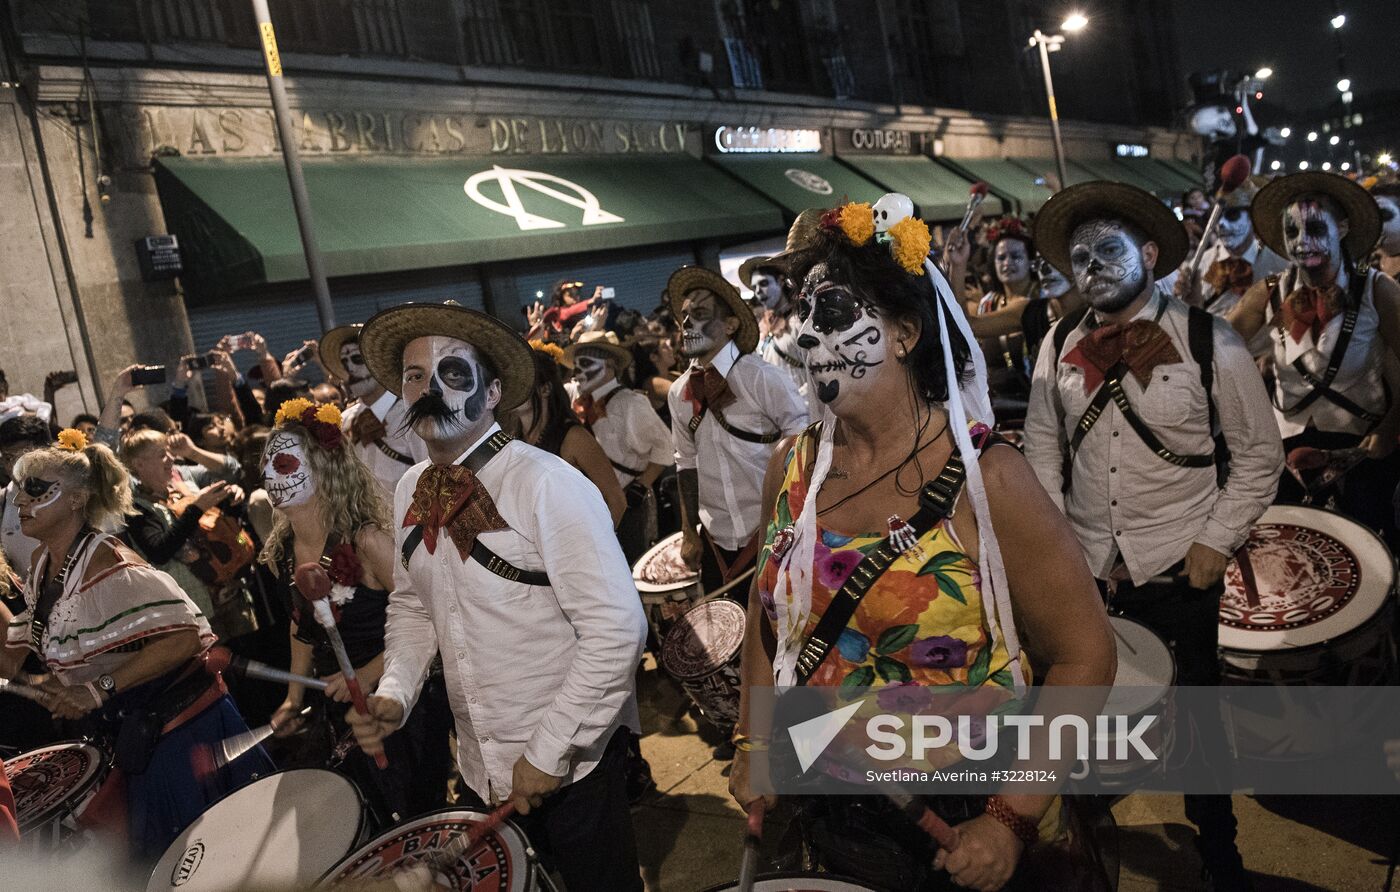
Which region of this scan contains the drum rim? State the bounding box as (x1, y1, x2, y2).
(7, 740, 107, 834)
(1220, 503, 1397, 652)
(316, 806, 536, 888)
(146, 767, 369, 891)
(659, 597, 748, 680)
(698, 870, 889, 891)
(633, 531, 701, 593)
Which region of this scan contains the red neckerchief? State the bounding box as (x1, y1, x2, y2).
(1203, 256, 1253, 296)
(402, 464, 508, 561)
(1063, 319, 1183, 394)
(681, 365, 734, 415)
(1281, 284, 1342, 343)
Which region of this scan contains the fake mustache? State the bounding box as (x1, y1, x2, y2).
(404, 392, 459, 429)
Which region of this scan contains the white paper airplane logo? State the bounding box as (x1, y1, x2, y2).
(464, 165, 625, 231)
(788, 699, 864, 773)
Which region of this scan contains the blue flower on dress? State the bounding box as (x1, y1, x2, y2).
(836, 628, 871, 663)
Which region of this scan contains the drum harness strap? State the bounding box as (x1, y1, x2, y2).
(578, 389, 647, 478)
(1266, 267, 1389, 429)
(1052, 302, 1230, 493)
(28, 529, 96, 652)
(686, 388, 783, 445)
(792, 429, 1008, 685)
(374, 439, 414, 466)
(399, 431, 550, 587)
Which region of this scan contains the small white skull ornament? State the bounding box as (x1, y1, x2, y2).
(872, 193, 915, 233)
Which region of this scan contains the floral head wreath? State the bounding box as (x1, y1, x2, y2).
(984, 216, 1031, 246)
(273, 398, 344, 451)
(55, 428, 88, 452)
(528, 339, 565, 365)
(818, 202, 932, 276)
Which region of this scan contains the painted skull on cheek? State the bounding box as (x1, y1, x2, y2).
(794, 263, 888, 410)
(1069, 220, 1148, 313)
(263, 431, 313, 508)
(749, 272, 786, 312)
(403, 337, 490, 441)
(680, 291, 731, 358)
(571, 353, 611, 395)
(1282, 199, 1343, 275)
(340, 340, 377, 399)
(1375, 196, 1400, 255)
(1216, 207, 1254, 254)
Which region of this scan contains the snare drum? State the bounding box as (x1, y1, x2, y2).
(634, 532, 702, 643)
(6, 741, 108, 848)
(147, 768, 367, 892)
(318, 808, 539, 891)
(702, 873, 884, 891)
(660, 598, 746, 735)
(1084, 617, 1176, 788)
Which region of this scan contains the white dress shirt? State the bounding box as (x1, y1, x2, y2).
(760, 318, 821, 418)
(1185, 239, 1289, 318)
(376, 423, 647, 802)
(1024, 291, 1283, 584)
(584, 380, 674, 485)
(668, 340, 810, 551)
(1264, 267, 1389, 438)
(342, 390, 428, 505)
(0, 482, 39, 578)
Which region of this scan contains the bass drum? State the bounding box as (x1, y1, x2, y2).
(661, 598, 746, 737)
(633, 532, 703, 644)
(6, 741, 108, 847)
(1079, 616, 1176, 789)
(147, 768, 368, 892)
(703, 874, 885, 891)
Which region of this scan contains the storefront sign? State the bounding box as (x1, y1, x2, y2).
(135, 234, 182, 280)
(112, 106, 694, 166)
(1114, 143, 1151, 158)
(712, 126, 821, 154)
(834, 128, 918, 155)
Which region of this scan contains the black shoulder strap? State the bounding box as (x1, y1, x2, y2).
(1272, 269, 1374, 422)
(1187, 305, 1231, 487)
(399, 431, 549, 586)
(1052, 304, 1092, 359)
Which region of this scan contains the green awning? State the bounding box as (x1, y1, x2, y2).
(154, 155, 783, 296)
(1006, 157, 1100, 189)
(835, 155, 1004, 221)
(1110, 157, 1188, 194)
(933, 158, 1054, 213)
(1152, 159, 1205, 193)
(1075, 158, 1175, 196)
(709, 155, 886, 215)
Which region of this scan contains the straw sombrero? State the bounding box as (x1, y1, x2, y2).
(1034, 181, 1188, 277)
(665, 267, 759, 354)
(1251, 172, 1381, 261)
(359, 303, 535, 410)
(318, 324, 362, 383)
(562, 331, 632, 371)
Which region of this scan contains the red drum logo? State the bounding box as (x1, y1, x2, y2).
(1222, 523, 1360, 630)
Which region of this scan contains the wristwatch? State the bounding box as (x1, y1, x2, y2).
(95, 674, 117, 697)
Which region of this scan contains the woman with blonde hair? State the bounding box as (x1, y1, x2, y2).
(259, 399, 452, 821)
(0, 429, 271, 860)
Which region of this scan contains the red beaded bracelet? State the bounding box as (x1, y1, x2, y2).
(984, 795, 1040, 849)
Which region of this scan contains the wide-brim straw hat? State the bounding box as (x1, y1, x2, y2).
(318, 324, 362, 383)
(562, 330, 633, 371)
(665, 266, 759, 355)
(1251, 171, 1381, 261)
(1034, 181, 1189, 277)
(360, 303, 535, 410)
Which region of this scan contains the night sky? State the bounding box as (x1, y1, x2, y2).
(1172, 0, 1400, 114)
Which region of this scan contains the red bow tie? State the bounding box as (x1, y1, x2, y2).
(682, 366, 734, 415)
(1282, 285, 1341, 344)
(1063, 319, 1183, 394)
(573, 393, 605, 426)
(403, 464, 508, 561)
(1203, 257, 1254, 296)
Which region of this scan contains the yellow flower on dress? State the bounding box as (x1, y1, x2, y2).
(314, 403, 342, 427)
(837, 202, 875, 246)
(275, 397, 314, 426)
(55, 428, 88, 451)
(888, 216, 932, 275)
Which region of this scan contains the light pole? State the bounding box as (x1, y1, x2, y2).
(1030, 13, 1087, 193)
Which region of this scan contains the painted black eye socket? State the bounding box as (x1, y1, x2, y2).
(437, 356, 476, 392)
(21, 477, 56, 498)
(811, 288, 862, 334)
(1380, 207, 1396, 223)
(796, 297, 812, 321)
(1222, 208, 1247, 222)
(1284, 223, 1301, 239)
(1069, 248, 1092, 266)
(346, 352, 364, 365)
(1304, 220, 1330, 238)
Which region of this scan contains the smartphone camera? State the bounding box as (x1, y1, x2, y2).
(185, 354, 212, 371)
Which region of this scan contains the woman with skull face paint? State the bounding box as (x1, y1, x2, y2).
(1370, 182, 1400, 281)
(3, 430, 271, 860)
(1229, 173, 1400, 544)
(743, 241, 824, 420)
(1174, 177, 1288, 319)
(732, 203, 1116, 891)
(259, 398, 455, 822)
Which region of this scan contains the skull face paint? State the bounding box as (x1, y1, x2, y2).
(748, 271, 786, 312)
(1375, 196, 1400, 255)
(402, 337, 492, 442)
(340, 340, 377, 399)
(1036, 263, 1072, 300)
(571, 352, 612, 395)
(1283, 198, 1344, 276)
(15, 477, 64, 534)
(262, 431, 313, 508)
(1216, 207, 1255, 255)
(679, 291, 732, 358)
(993, 238, 1031, 291)
(1069, 220, 1149, 313)
(794, 264, 888, 411)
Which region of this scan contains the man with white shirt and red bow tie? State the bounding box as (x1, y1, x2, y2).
(348, 302, 648, 891)
(1024, 182, 1282, 892)
(1175, 176, 1287, 319)
(666, 266, 809, 602)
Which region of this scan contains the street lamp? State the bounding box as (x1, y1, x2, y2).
(1379, 152, 1393, 166)
(1322, 162, 1333, 171)
(1029, 13, 1087, 192)
(1331, 13, 1346, 29)
(1341, 162, 1351, 171)
(1307, 131, 1319, 142)
(1300, 161, 1310, 170)
(1255, 67, 1273, 80)
(1337, 78, 1351, 93)
(1280, 127, 1292, 138)
(1271, 160, 1282, 171)
(1330, 135, 1341, 146)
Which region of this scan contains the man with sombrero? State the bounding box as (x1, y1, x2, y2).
(666, 265, 808, 612)
(563, 330, 673, 563)
(1175, 176, 1287, 318)
(1025, 182, 1281, 892)
(742, 209, 824, 417)
(1228, 171, 1400, 544)
(319, 323, 426, 504)
(347, 303, 648, 890)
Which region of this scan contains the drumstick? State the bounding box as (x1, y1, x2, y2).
(1188, 155, 1252, 272)
(1110, 622, 1139, 657)
(203, 645, 329, 691)
(415, 802, 518, 876)
(0, 677, 48, 705)
(190, 706, 311, 780)
(958, 182, 989, 234)
(737, 799, 765, 892)
(884, 785, 959, 851)
(295, 561, 389, 770)
(700, 566, 758, 603)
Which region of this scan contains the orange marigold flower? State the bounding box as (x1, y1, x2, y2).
(837, 202, 875, 246)
(55, 428, 88, 451)
(888, 217, 932, 274)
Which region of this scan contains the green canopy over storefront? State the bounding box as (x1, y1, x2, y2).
(155, 155, 783, 295)
(835, 155, 1005, 221)
(708, 154, 886, 215)
(1075, 158, 1175, 196)
(935, 158, 1063, 213)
